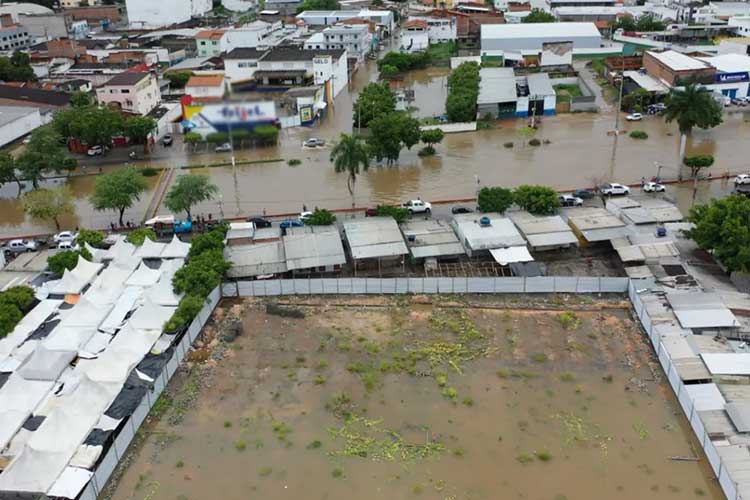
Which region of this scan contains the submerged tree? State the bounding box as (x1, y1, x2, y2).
(664, 82, 723, 165)
(330, 133, 369, 205)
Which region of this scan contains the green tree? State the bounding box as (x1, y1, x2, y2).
(123, 116, 157, 152)
(91, 168, 147, 226)
(0, 303, 23, 338)
(477, 186, 514, 213)
(688, 195, 750, 272)
(513, 185, 560, 215)
(172, 249, 230, 297)
(353, 82, 396, 129)
(0, 52, 35, 81)
(75, 228, 105, 248)
(252, 124, 279, 145)
(188, 229, 225, 258)
(70, 91, 93, 108)
(164, 294, 205, 332)
(16, 126, 77, 189)
(47, 248, 92, 275)
(0, 152, 21, 193)
(296, 0, 339, 13)
(522, 8, 556, 23)
(184, 131, 203, 144)
(446, 62, 480, 122)
(376, 204, 409, 223)
(306, 208, 336, 225)
(683, 154, 715, 179)
(22, 186, 74, 231)
(664, 82, 723, 164)
(126, 227, 156, 246)
(330, 133, 369, 204)
(165, 71, 192, 89)
(52, 105, 124, 146)
(164, 174, 218, 218)
(621, 88, 650, 112)
(0, 286, 35, 312)
(367, 112, 421, 165)
(420, 128, 445, 155)
(613, 14, 666, 32)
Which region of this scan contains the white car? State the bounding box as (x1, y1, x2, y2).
(6, 239, 37, 253)
(53, 231, 77, 243)
(57, 241, 80, 251)
(735, 174, 750, 185)
(87, 145, 104, 156)
(600, 183, 631, 195)
(626, 113, 643, 121)
(402, 199, 432, 214)
(215, 143, 232, 153)
(559, 194, 583, 207)
(299, 211, 313, 222)
(643, 181, 666, 193)
(303, 138, 325, 148)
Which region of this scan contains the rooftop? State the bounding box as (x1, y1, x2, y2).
(195, 29, 226, 40)
(477, 67, 517, 104)
(0, 105, 38, 128)
(451, 213, 526, 251)
(400, 219, 465, 259)
(646, 50, 712, 71)
(283, 226, 346, 271)
(343, 217, 408, 260)
(403, 19, 429, 29)
(261, 46, 347, 62)
(103, 72, 150, 87)
(508, 211, 578, 249)
(526, 72, 554, 97)
(185, 74, 225, 88)
(481, 22, 601, 40)
(225, 241, 287, 278)
(225, 47, 266, 60)
(698, 53, 750, 74)
(0, 85, 70, 107)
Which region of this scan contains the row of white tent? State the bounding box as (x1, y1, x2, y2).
(0, 235, 188, 497)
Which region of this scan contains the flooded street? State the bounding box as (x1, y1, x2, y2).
(1, 57, 749, 235)
(108, 295, 722, 500)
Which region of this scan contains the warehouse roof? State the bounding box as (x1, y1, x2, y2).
(225, 241, 287, 278)
(400, 219, 465, 259)
(477, 67, 517, 104)
(283, 227, 346, 271)
(509, 211, 578, 249)
(527, 72, 554, 97)
(699, 53, 750, 73)
(667, 292, 740, 329)
(565, 207, 629, 242)
(481, 22, 601, 40)
(646, 50, 711, 71)
(0, 106, 38, 128)
(452, 213, 526, 251)
(343, 217, 408, 260)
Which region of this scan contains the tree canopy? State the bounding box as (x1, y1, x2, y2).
(0, 52, 36, 82)
(376, 204, 409, 223)
(683, 154, 715, 178)
(76, 228, 105, 248)
(123, 116, 157, 147)
(164, 174, 218, 218)
(16, 126, 76, 189)
(664, 83, 723, 135)
(22, 186, 74, 231)
(446, 62, 480, 123)
(69, 91, 93, 108)
(296, 0, 339, 13)
(611, 14, 666, 32)
(126, 227, 156, 246)
(0, 285, 34, 338)
(353, 82, 396, 129)
(477, 187, 514, 213)
(331, 133, 369, 199)
(0, 152, 21, 193)
(165, 71, 192, 89)
(688, 195, 750, 273)
(366, 112, 421, 165)
(522, 8, 557, 23)
(377, 51, 431, 74)
(47, 248, 92, 275)
(91, 168, 148, 225)
(513, 185, 560, 215)
(53, 105, 125, 147)
(305, 208, 336, 225)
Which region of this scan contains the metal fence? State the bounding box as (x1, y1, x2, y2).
(629, 280, 741, 500)
(76, 286, 222, 500)
(221, 276, 631, 297)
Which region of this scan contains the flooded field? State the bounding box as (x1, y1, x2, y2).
(108, 295, 722, 500)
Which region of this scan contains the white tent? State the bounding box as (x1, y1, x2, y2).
(42, 326, 97, 352)
(83, 243, 105, 263)
(102, 238, 135, 261)
(0, 445, 72, 493)
(99, 287, 143, 334)
(0, 375, 54, 450)
(161, 235, 190, 259)
(77, 324, 161, 384)
(128, 299, 176, 331)
(124, 263, 160, 288)
(27, 409, 98, 453)
(145, 278, 181, 307)
(79, 332, 112, 358)
(48, 257, 103, 295)
(0, 300, 61, 358)
(47, 466, 93, 499)
(133, 238, 166, 259)
(42, 374, 120, 418)
(160, 257, 185, 279)
(59, 297, 113, 329)
(16, 346, 76, 381)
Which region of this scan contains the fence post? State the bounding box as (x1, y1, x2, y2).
(523, 276, 527, 293)
(598, 276, 602, 293)
(234, 281, 239, 297)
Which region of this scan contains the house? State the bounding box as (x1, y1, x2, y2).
(61, 62, 131, 87)
(342, 217, 408, 275)
(95, 72, 161, 115)
(508, 211, 578, 251)
(408, 16, 458, 43)
(125, 0, 212, 28)
(283, 226, 346, 274)
(184, 74, 226, 102)
(0, 14, 30, 51)
(400, 19, 429, 52)
(224, 20, 282, 50)
(304, 24, 372, 61)
(296, 10, 395, 36)
(0, 85, 70, 120)
(224, 47, 265, 83)
(195, 29, 228, 57)
(0, 106, 42, 147)
(480, 22, 602, 54)
(254, 47, 348, 97)
(400, 219, 465, 261)
(265, 0, 302, 15)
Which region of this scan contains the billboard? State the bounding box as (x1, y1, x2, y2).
(183, 101, 277, 134)
(715, 72, 749, 83)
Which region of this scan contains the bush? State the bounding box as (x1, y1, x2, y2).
(47, 248, 92, 275)
(287, 159, 302, 166)
(188, 229, 225, 258)
(164, 294, 205, 332)
(377, 51, 430, 73)
(252, 125, 279, 145)
(172, 249, 230, 298)
(0, 303, 23, 338)
(0, 286, 34, 312)
(305, 208, 336, 226)
(184, 131, 203, 143)
(230, 128, 250, 140)
(446, 62, 480, 123)
(683, 154, 714, 168)
(141, 167, 158, 177)
(629, 130, 648, 140)
(75, 228, 104, 248)
(528, 138, 541, 146)
(418, 146, 436, 156)
(376, 204, 409, 223)
(477, 186, 514, 213)
(503, 142, 514, 148)
(126, 227, 156, 246)
(514, 185, 560, 215)
(206, 132, 229, 144)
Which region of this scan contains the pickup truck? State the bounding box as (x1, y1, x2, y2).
(402, 200, 432, 214)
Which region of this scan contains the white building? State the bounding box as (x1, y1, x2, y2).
(699, 53, 750, 98)
(480, 22, 602, 53)
(95, 72, 161, 116)
(400, 19, 429, 52)
(296, 10, 395, 35)
(224, 47, 265, 83)
(304, 24, 372, 61)
(728, 15, 750, 36)
(694, 2, 750, 23)
(184, 74, 227, 101)
(407, 16, 457, 43)
(125, 0, 212, 28)
(0, 106, 42, 147)
(256, 47, 348, 98)
(225, 20, 282, 50)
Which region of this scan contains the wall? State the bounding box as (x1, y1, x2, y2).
(421, 122, 477, 133)
(0, 109, 42, 147)
(225, 58, 259, 83)
(313, 53, 348, 98)
(125, 0, 192, 28)
(65, 5, 122, 22)
(400, 30, 429, 52)
(482, 34, 602, 52)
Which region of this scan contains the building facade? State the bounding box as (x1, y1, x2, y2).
(125, 0, 212, 28)
(400, 20, 429, 52)
(0, 15, 30, 52)
(195, 29, 227, 57)
(480, 22, 601, 52)
(184, 74, 226, 101)
(224, 47, 265, 83)
(255, 47, 348, 97)
(304, 24, 371, 61)
(95, 72, 161, 115)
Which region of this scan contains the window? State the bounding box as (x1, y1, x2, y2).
(126, 99, 133, 107)
(212, 40, 218, 45)
(109, 89, 116, 93)
(121, 89, 129, 93)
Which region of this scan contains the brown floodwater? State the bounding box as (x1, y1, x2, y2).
(2, 57, 749, 235)
(108, 296, 722, 500)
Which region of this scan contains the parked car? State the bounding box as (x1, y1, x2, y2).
(279, 218, 304, 229)
(735, 184, 750, 196)
(625, 113, 643, 121)
(734, 174, 750, 185)
(145, 215, 175, 227)
(402, 199, 432, 214)
(162, 134, 173, 146)
(303, 138, 325, 148)
(87, 145, 104, 156)
(6, 239, 37, 253)
(57, 241, 80, 251)
(559, 194, 583, 207)
(451, 206, 473, 214)
(299, 211, 313, 222)
(365, 207, 378, 217)
(600, 183, 631, 195)
(572, 189, 595, 199)
(215, 142, 232, 153)
(247, 216, 272, 228)
(53, 231, 77, 244)
(643, 181, 666, 193)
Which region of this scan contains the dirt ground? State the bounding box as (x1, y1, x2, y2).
(106, 294, 722, 500)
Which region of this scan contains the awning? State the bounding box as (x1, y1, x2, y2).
(489, 246, 533, 266)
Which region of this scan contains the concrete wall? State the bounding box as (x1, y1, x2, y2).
(482, 34, 601, 52)
(421, 122, 477, 133)
(225, 58, 259, 83)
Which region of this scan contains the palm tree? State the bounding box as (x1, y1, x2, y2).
(330, 133, 369, 206)
(664, 82, 723, 166)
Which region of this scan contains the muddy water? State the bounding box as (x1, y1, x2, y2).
(2, 57, 749, 234)
(109, 297, 721, 500)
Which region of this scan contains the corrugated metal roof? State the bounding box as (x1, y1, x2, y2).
(685, 384, 726, 411)
(481, 22, 601, 40)
(726, 403, 750, 433)
(617, 245, 645, 262)
(567, 207, 626, 231)
(453, 213, 526, 251)
(227, 222, 255, 241)
(401, 219, 465, 259)
(527, 72, 554, 97)
(490, 246, 533, 265)
(343, 217, 408, 260)
(676, 309, 739, 329)
(477, 67, 517, 104)
(701, 353, 750, 375)
(283, 229, 346, 271)
(620, 207, 658, 225)
(580, 226, 631, 242)
(225, 242, 287, 278)
(525, 232, 578, 248)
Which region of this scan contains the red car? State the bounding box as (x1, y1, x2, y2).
(365, 207, 378, 217)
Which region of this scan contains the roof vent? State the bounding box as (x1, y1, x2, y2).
(479, 216, 491, 227)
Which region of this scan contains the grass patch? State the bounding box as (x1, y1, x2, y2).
(461, 396, 474, 407)
(425, 41, 457, 63)
(331, 467, 344, 478)
(553, 84, 583, 104)
(315, 359, 329, 371)
(313, 374, 326, 385)
(223, 420, 232, 428)
(629, 130, 648, 140)
(560, 372, 575, 382)
(441, 386, 458, 400)
(272, 420, 293, 441)
(258, 466, 273, 477)
(175, 459, 185, 468)
(535, 451, 552, 462)
(234, 439, 247, 451)
(530, 352, 548, 363)
(517, 453, 534, 464)
(559, 311, 581, 330)
(306, 440, 322, 449)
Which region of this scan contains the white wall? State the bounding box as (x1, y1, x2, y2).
(313, 53, 348, 97)
(224, 29, 262, 50)
(0, 109, 42, 147)
(186, 83, 226, 99)
(96, 76, 161, 115)
(427, 20, 456, 42)
(126, 0, 208, 28)
(225, 58, 259, 82)
(400, 30, 429, 52)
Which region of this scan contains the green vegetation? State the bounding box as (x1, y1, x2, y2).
(0, 52, 35, 81)
(376, 204, 410, 223)
(535, 451, 553, 462)
(664, 82, 723, 162)
(530, 352, 548, 363)
(558, 311, 581, 330)
(22, 186, 74, 231)
(683, 154, 714, 178)
(287, 159, 302, 166)
(477, 186, 514, 213)
(252, 124, 279, 145)
(165, 71, 192, 88)
(522, 8, 556, 23)
(517, 453, 534, 464)
(91, 168, 148, 226)
(14, 126, 77, 190)
(629, 130, 649, 140)
(378, 51, 430, 75)
(206, 132, 229, 144)
(141, 167, 158, 177)
(258, 465, 273, 476)
(513, 185, 560, 215)
(164, 174, 218, 218)
(0, 286, 35, 338)
(425, 41, 457, 64)
(330, 133, 369, 201)
(47, 248, 92, 275)
(313, 374, 327, 385)
(353, 82, 396, 128)
(235, 440, 247, 451)
(296, 0, 339, 14)
(305, 208, 336, 226)
(125, 227, 156, 246)
(688, 195, 750, 272)
(419, 128, 445, 157)
(123, 116, 157, 151)
(331, 467, 344, 478)
(446, 62, 480, 123)
(611, 13, 666, 32)
(53, 103, 126, 148)
(553, 84, 582, 104)
(367, 112, 421, 165)
(307, 440, 323, 449)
